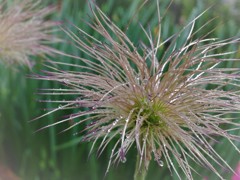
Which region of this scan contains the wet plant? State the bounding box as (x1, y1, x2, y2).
(32, 1, 240, 179)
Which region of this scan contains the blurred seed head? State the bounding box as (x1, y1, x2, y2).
(0, 0, 59, 67)
(33, 1, 240, 179)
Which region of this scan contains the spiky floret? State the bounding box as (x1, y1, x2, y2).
(33, 1, 240, 179)
(0, 0, 58, 67)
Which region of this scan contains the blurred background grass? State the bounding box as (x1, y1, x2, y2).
(0, 0, 239, 179)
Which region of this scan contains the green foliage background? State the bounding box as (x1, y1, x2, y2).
(0, 0, 239, 179)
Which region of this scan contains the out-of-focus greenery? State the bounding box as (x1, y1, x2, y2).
(0, 0, 239, 179)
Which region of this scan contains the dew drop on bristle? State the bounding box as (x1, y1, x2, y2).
(73, 132, 78, 136)
(157, 159, 164, 167)
(121, 157, 127, 163)
(63, 79, 69, 83)
(155, 155, 164, 167)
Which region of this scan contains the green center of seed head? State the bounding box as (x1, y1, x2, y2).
(132, 98, 167, 129)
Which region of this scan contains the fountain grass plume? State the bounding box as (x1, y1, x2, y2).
(32, 1, 240, 179)
(0, 0, 59, 67)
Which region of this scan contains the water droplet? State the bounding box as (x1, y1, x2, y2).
(121, 157, 127, 163)
(107, 129, 111, 133)
(158, 160, 164, 167)
(73, 132, 78, 136)
(157, 158, 164, 166)
(63, 79, 69, 83)
(155, 156, 164, 167)
(58, 104, 62, 109)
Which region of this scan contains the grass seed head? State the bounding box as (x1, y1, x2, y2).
(0, 0, 59, 67)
